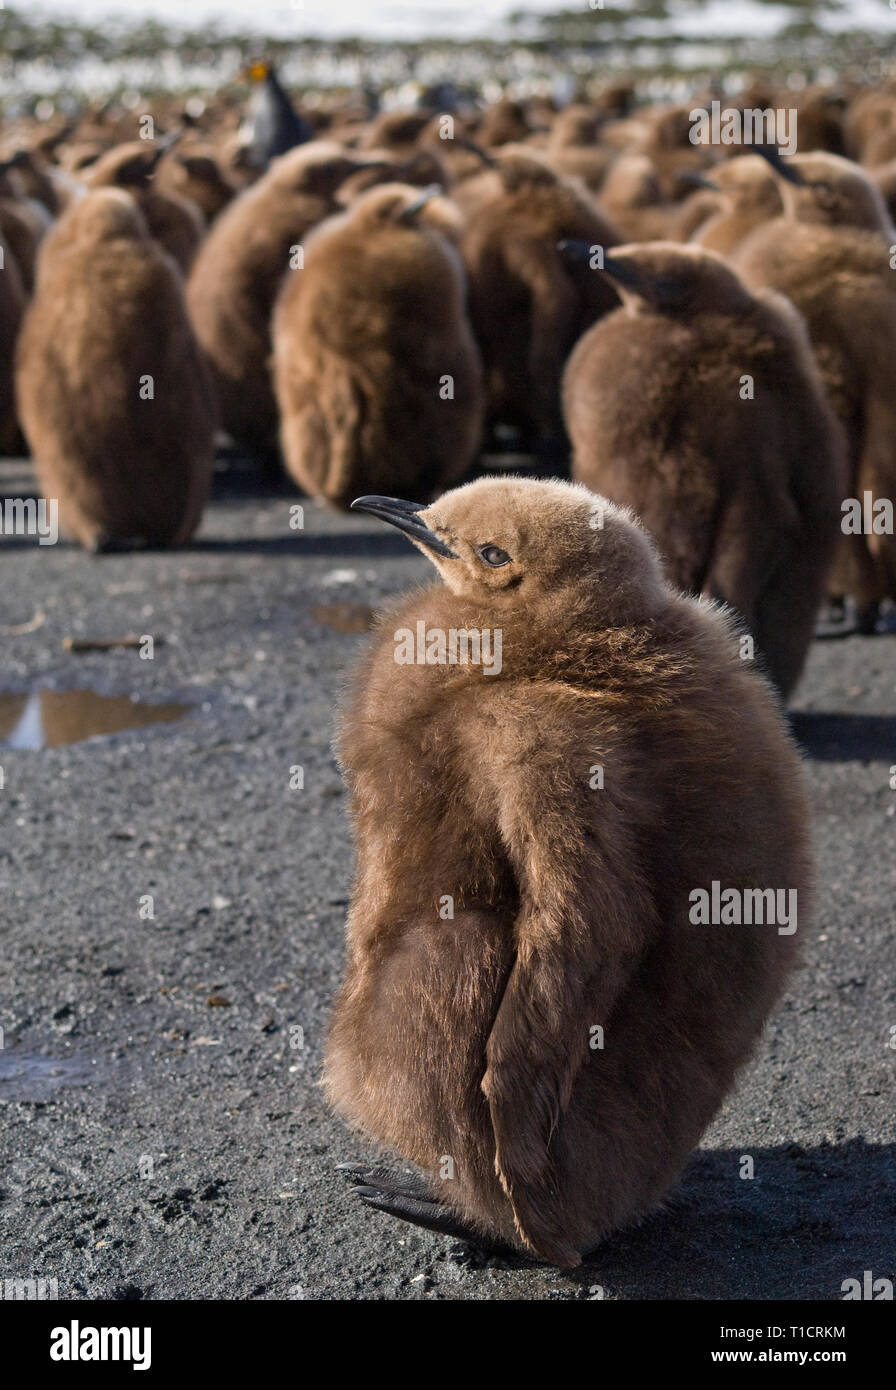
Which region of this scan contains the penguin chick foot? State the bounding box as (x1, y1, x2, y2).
(336, 1161, 434, 1203)
(89, 533, 149, 555)
(350, 1184, 506, 1250)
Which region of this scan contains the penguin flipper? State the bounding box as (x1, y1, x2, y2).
(482, 722, 659, 1269)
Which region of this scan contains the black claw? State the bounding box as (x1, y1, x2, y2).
(352, 1187, 488, 1243)
(336, 1161, 523, 1258)
(336, 1162, 437, 1203)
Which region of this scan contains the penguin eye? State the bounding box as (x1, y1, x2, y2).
(478, 544, 512, 567)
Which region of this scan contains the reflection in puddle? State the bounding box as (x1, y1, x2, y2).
(0, 690, 189, 749)
(0, 1052, 101, 1102)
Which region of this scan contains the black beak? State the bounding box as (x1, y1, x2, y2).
(453, 137, 498, 170)
(680, 169, 720, 192)
(0, 150, 28, 177)
(398, 184, 442, 223)
(146, 129, 184, 177)
(350, 496, 458, 559)
(753, 144, 804, 186)
(598, 253, 644, 290)
(557, 237, 594, 265)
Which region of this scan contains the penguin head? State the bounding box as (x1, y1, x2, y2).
(550, 105, 603, 149)
(710, 154, 783, 216)
(756, 148, 892, 232)
(492, 147, 561, 194)
(648, 103, 701, 152)
(84, 134, 182, 190)
(352, 478, 667, 621)
(60, 187, 149, 246)
(585, 241, 754, 317)
(360, 110, 431, 152)
(346, 181, 461, 236)
(599, 154, 662, 210)
(334, 149, 446, 204)
(269, 141, 383, 198)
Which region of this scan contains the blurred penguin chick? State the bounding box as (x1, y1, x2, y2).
(187, 141, 380, 460)
(563, 241, 845, 695)
(16, 189, 217, 551)
(272, 182, 483, 505)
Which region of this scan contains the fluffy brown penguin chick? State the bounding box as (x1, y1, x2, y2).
(545, 106, 614, 193)
(477, 98, 535, 148)
(154, 146, 236, 223)
(15, 189, 217, 551)
(595, 154, 673, 243)
(326, 477, 811, 1268)
(187, 141, 379, 461)
(272, 183, 483, 506)
(460, 148, 620, 451)
(690, 155, 783, 254)
(562, 242, 845, 697)
(83, 136, 205, 273)
(733, 150, 896, 631)
(762, 149, 896, 235)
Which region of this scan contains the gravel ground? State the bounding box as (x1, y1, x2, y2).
(0, 454, 894, 1302)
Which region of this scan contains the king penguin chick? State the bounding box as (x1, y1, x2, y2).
(272, 183, 483, 505)
(15, 189, 217, 551)
(326, 477, 811, 1268)
(733, 150, 896, 632)
(187, 142, 378, 462)
(83, 134, 205, 274)
(690, 155, 783, 255)
(460, 148, 620, 452)
(561, 242, 844, 697)
(545, 106, 614, 193)
(597, 154, 675, 243)
(154, 145, 236, 224)
(745, 149, 896, 236)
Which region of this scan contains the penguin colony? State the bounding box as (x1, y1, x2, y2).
(4, 69, 896, 1265)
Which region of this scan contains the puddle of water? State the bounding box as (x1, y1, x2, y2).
(311, 603, 376, 635)
(0, 1053, 101, 1103)
(0, 690, 190, 750)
